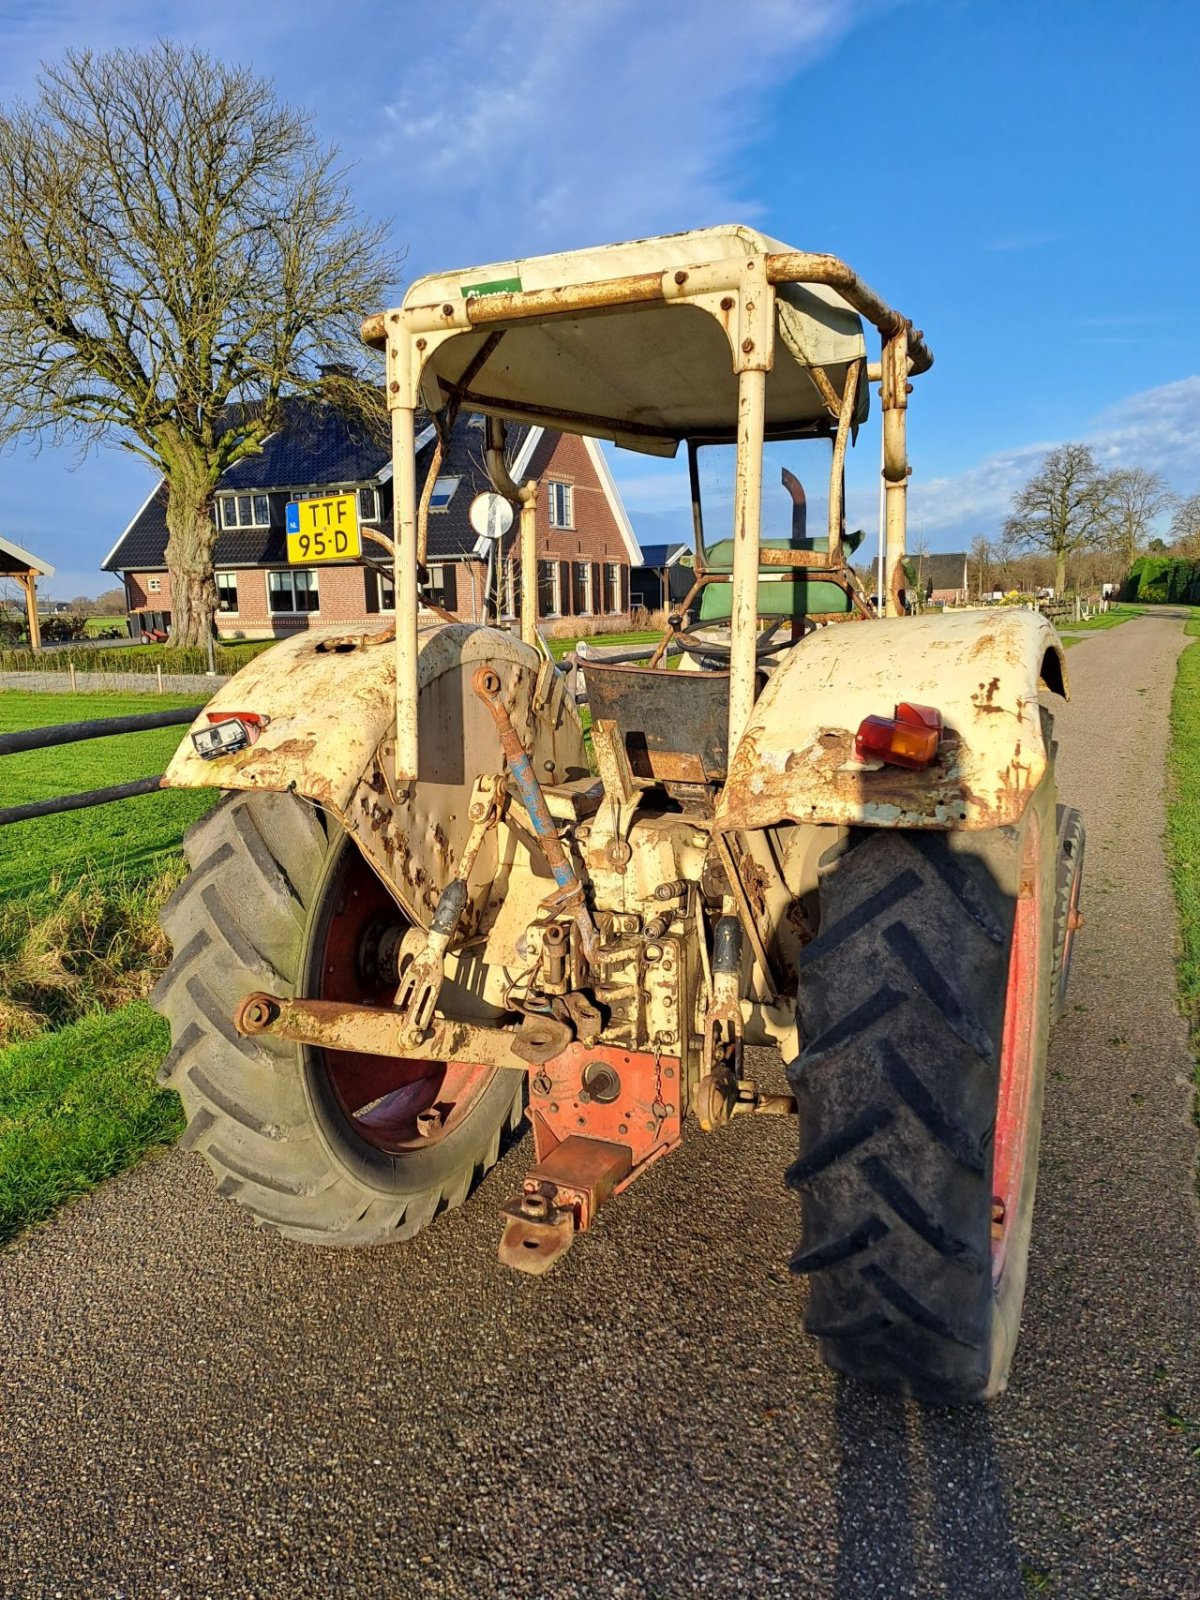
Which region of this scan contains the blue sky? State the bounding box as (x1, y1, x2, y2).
(1, 0, 1197, 596)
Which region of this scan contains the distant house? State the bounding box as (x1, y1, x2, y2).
(630, 542, 691, 612)
(923, 552, 969, 606)
(102, 397, 641, 639)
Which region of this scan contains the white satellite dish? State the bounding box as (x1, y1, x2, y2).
(468, 492, 514, 541)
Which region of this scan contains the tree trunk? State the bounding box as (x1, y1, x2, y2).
(1054, 550, 1067, 597)
(162, 449, 218, 647)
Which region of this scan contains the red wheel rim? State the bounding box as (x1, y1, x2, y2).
(992, 812, 1043, 1282)
(308, 843, 496, 1155)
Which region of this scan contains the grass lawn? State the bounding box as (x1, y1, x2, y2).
(546, 629, 660, 661)
(1061, 603, 1146, 632)
(0, 691, 216, 896)
(1167, 618, 1200, 1137)
(0, 1004, 181, 1245)
(0, 690, 218, 1243)
(1059, 607, 1157, 649)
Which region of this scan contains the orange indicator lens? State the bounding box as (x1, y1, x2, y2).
(854, 705, 942, 769)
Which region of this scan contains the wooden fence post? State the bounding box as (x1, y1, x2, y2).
(68, 663, 77, 693)
(156, 664, 164, 695)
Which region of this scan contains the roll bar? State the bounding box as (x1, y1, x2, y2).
(367, 247, 931, 781)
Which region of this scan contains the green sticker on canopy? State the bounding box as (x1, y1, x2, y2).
(461, 276, 523, 299)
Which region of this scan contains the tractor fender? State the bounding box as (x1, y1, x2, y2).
(162, 622, 587, 928)
(713, 609, 1068, 834)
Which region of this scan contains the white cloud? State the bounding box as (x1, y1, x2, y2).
(901, 376, 1200, 543)
(372, 0, 872, 269)
(0, 0, 873, 272)
(612, 376, 1200, 560)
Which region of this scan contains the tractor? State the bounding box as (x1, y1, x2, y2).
(153, 225, 1084, 1404)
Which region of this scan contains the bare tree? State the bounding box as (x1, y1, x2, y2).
(0, 44, 397, 643)
(1001, 444, 1109, 596)
(1099, 466, 1173, 571)
(1169, 494, 1200, 559)
(969, 534, 993, 598)
(909, 534, 931, 605)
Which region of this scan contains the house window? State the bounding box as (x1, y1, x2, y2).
(605, 562, 621, 615)
(369, 569, 395, 612)
(572, 560, 591, 615)
(429, 476, 460, 511)
(424, 564, 457, 611)
(267, 569, 319, 613)
(548, 482, 574, 529)
(357, 487, 381, 524)
(147, 577, 162, 594)
(219, 493, 270, 530)
(216, 572, 238, 614)
(537, 560, 560, 618)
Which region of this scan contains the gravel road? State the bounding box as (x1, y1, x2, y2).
(2, 612, 1198, 1599)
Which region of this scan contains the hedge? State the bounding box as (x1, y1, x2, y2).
(1122, 556, 1200, 606)
(0, 640, 275, 676)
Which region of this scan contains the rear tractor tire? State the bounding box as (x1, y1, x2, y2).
(788, 776, 1056, 1404)
(153, 791, 524, 1247)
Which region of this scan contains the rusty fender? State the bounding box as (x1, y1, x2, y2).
(714, 609, 1068, 834)
(161, 621, 586, 938)
(162, 621, 537, 814)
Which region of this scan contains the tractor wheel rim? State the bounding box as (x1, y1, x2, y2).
(1060, 853, 1083, 995)
(992, 812, 1043, 1283)
(307, 841, 496, 1156)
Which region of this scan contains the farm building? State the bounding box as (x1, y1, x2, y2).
(102, 398, 641, 639)
(0, 534, 54, 649)
(629, 542, 691, 612)
(923, 552, 970, 606)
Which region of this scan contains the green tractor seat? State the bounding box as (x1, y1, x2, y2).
(695, 534, 862, 623)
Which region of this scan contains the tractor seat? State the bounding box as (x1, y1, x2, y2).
(697, 535, 859, 623)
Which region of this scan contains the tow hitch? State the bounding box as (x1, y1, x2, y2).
(498, 1136, 632, 1275)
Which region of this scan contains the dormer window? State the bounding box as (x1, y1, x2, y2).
(219, 493, 270, 530)
(357, 487, 381, 524)
(429, 476, 460, 511)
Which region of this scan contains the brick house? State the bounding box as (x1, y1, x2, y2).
(102, 398, 641, 639)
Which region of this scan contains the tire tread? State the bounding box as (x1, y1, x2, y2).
(154, 791, 517, 1248)
(788, 822, 1040, 1403)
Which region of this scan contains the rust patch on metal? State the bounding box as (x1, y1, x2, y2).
(740, 854, 770, 920)
(582, 660, 730, 785)
(971, 676, 1007, 714)
(772, 726, 974, 826)
(315, 627, 395, 653)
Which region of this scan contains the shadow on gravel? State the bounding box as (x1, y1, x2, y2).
(832, 1379, 1025, 1599)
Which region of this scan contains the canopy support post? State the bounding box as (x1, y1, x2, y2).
(881, 326, 910, 618)
(726, 261, 775, 768)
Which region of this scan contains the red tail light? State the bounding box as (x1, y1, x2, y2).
(854, 703, 943, 769)
(206, 711, 268, 729)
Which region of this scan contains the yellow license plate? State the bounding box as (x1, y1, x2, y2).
(285, 493, 361, 563)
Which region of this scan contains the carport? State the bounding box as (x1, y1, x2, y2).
(0, 533, 55, 650)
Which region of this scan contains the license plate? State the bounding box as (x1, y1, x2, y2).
(285, 493, 361, 563)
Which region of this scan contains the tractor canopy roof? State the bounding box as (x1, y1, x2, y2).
(388, 225, 871, 457)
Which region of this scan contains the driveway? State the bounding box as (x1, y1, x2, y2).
(1, 612, 1197, 1598)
